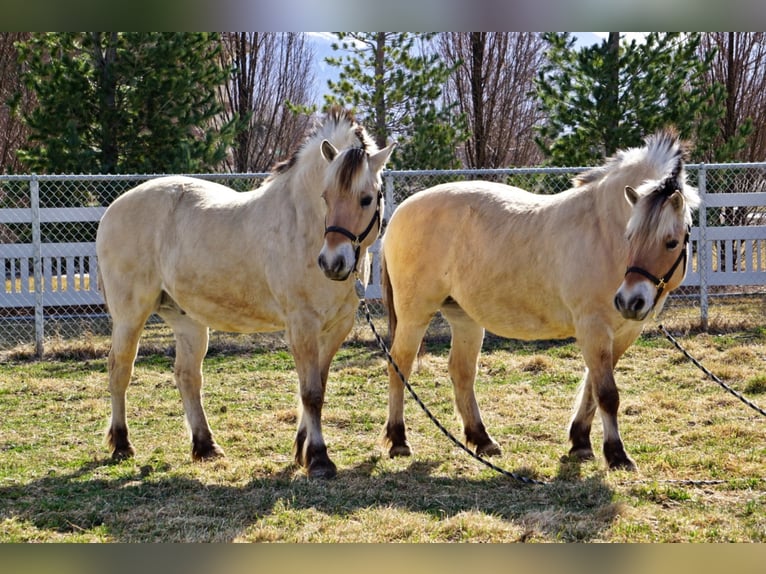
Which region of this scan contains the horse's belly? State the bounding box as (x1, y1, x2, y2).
(480, 311, 574, 341)
(167, 286, 285, 333)
(459, 294, 575, 341)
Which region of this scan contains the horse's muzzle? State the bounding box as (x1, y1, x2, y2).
(317, 248, 354, 281)
(613, 285, 653, 321)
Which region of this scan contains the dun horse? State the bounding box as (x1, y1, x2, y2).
(381, 129, 699, 470)
(96, 108, 394, 478)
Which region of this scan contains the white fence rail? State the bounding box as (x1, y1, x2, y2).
(2, 165, 766, 355)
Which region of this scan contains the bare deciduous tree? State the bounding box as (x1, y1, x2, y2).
(438, 32, 547, 168)
(699, 32, 766, 162)
(217, 33, 316, 173)
(0, 33, 31, 174)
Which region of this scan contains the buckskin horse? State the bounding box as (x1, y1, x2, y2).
(96, 108, 394, 478)
(380, 129, 699, 471)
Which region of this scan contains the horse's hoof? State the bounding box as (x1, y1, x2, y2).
(388, 443, 412, 458)
(476, 441, 502, 457)
(308, 459, 338, 479)
(192, 442, 226, 461)
(608, 457, 637, 471)
(567, 447, 595, 462)
(604, 441, 636, 471)
(111, 446, 136, 461)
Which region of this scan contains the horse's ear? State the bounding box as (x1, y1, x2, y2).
(624, 186, 639, 206)
(321, 140, 338, 163)
(669, 189, 685, 212)
(369, 143, 396, 173)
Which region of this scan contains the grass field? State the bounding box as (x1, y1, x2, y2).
(0, 313, 765, 542)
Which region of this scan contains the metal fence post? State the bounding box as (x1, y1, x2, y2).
(697, 164, 708, 331)
(384, 172, 395, 223)
(30, 175, 44, 357)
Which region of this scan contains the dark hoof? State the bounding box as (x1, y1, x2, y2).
(567, 447, 595, 462)
(192, 441, 226, 461)
(299, 442, 337, 478)
(307, 459, 338, 479)
(111, 445, 136, 461)
(465, 425, 500, 457)
(607, 456, 637, 471)
(383, 421, 410, 458)
(604, 442, 636, 471)
(476, 441, 502, 457)
(388, 443, 412, 458)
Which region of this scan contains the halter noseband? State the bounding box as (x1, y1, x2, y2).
(324, 190, 382, 272)
(624, 225, 690, 307)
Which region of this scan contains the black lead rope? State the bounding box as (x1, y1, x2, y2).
(658, 323, 766, 418)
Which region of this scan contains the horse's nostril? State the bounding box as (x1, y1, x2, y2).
(614, 293, 624, 311)
(630, 296, 645, 312)
(317, 254, 326, 269)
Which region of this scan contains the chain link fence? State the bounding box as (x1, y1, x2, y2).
(2, 166, 765, 358)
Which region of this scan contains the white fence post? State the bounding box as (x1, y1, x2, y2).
(384, 172, 394, 225)
(697, 165, 708, 331)
(30, 175, 44, 358)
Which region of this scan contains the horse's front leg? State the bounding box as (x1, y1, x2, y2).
(567, 368, 598, 462)
(574, 326, 636, 471)
(290, 329, 336, 479)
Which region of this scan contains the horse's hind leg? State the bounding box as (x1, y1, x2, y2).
(160, 307, 223, 460)
(107, 321, 145, 460)
(383, 317, 431, 458)
(442, 304, 500, 456)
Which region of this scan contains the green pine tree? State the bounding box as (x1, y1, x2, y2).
(15, 33, 236, 202)
(323, 32, 466, 170)
(534, 33, 737, 166)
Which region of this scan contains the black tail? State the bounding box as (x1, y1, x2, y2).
(381, 251, 397, 346)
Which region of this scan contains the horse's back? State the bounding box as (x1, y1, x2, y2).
(96, 176, 251, 323)
(385, 180, 553, 269)
(100, 176, 241, 229)
(382, 180, 602, 340)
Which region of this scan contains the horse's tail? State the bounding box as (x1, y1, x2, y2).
(96, 266, 109, 313)
(381, 250, 397, 346)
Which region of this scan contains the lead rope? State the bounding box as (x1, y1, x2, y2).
(658, 323, 766, 418)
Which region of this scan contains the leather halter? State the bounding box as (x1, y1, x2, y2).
(624, 225, 690, 307)
(324, 190, 382, 272)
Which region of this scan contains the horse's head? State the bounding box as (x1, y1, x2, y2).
(317, 139, 395, 281)
(614, 131, 700, 321)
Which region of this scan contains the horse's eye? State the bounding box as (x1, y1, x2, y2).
(666, 239, 679, 250)
(360, 195, 373, 208)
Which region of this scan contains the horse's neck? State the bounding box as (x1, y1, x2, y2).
(560, 176, 633, 250)
(278, 154, 327, 227)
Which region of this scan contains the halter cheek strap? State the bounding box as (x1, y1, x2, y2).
(324, 191, 382, 272)
(624, 226, 690, 307)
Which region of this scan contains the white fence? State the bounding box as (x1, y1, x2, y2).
(2, 165, 766, 355)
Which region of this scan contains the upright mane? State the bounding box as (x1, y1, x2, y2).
(570, 129, 700, 244)
(267, 107, 376, 183)
(572, 128, 688, 190)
